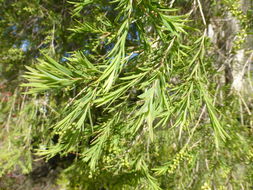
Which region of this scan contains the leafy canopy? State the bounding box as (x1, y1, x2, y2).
(1, 0, 253, 189)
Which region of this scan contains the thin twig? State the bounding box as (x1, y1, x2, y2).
(246, 52, 253, 90)
(66, 87, 87, 107)
(185, 105, 206, 146)
(237, 92, 252, 115)
(51, 23, 55, 55)
(169, 0, 176, 8)
(196, 0, 207, 26)
(6, 89, 18, 133)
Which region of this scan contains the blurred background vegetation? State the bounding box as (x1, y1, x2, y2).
(0, 0, 252, 189)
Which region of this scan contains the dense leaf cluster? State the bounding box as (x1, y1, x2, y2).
(0, 0, 252, 189)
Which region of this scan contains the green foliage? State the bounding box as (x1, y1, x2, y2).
(0, 89, 35, 176)
(223, 0, 250, 50)
(0, 0, 252, 189)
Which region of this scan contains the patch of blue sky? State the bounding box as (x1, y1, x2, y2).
(83, 50, 90, 55)
(101, 5, 112, 11)
(61, 52, 72, 62)
(10, 25, 17, 32)
(4, 25, 17, 35)
(105, 42, 115, 53)
(33, 25, 39, 33)
(21, 40, 30, 52)
(129, 52, 138, 60)
(135, 30, 140, 42)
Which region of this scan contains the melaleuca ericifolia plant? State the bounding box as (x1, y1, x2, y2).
(22, 0, 253, 189)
